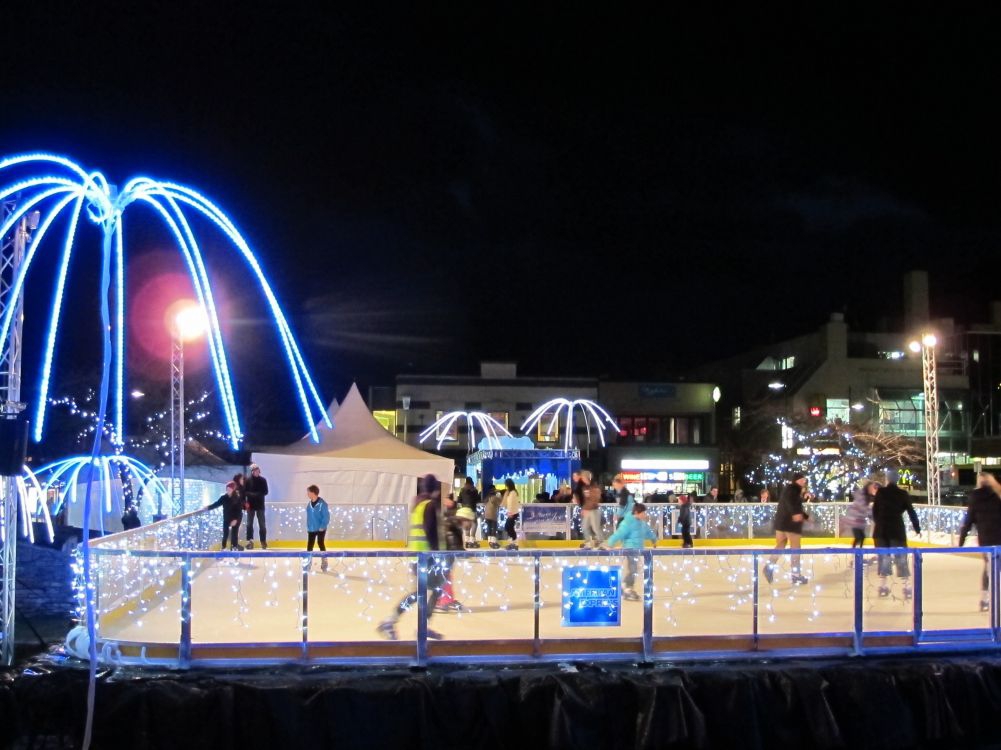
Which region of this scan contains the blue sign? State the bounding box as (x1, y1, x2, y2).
(639, 383, 677, 399)
(561, 566, 621, 627)
(521, 504, 569, 533)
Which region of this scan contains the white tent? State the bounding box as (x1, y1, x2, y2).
(251, 384, 454, 504)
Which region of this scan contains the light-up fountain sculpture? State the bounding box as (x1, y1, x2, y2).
(0, 153, 330, 699)
(520, 398, 620, 451)
(418, 410, 512, 451)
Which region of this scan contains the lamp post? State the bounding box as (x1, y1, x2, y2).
(401, 395, 411, 445)
(909, 333, 940, 505)
(169, 303, 207, 516)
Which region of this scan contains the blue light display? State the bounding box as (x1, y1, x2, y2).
(561, 565, 621, 627)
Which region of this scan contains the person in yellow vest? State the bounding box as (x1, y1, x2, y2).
(377, 474, 447, 641)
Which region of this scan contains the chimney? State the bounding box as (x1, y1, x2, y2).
(825, 312, 847, 360)
(903, 270, 930, 331)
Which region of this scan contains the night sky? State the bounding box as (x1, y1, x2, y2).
(2, 5, 1000, 438)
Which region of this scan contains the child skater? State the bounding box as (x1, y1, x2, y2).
(484, 485, 502, 549)
(606, 502, 658, 601)
(206, 481, 244, 550)
(305, 484, 330, 572)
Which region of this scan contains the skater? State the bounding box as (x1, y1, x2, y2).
(959, 472, 1001, 611)
(503, 478, 522, 550)
(845, 481, 878, 556)
(377, 474, 447, 641)
(606, 502, 658, 601)
(433, 496, 467, 614)
(305, 484, 329, 571)
(612, 474, 634, 529)
(205, 481, 244, 550)
(244, 463, 269, 549)
(678, 493, 694, 548)
(764, 473, 812, 585)
(758, 487, 771, 503)
(871, 469, 921, 599)
(484, 485, 502, 548)
(458, 476, 481, 548)
(579, 470, 605, 549)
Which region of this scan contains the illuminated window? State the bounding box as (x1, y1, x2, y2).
(488, 411, 509, 429)
(618, 417, 632, 438)
(373, 410, 397, 434)
(826, 398, 850, 423)
(536, 407, 560, 443)
(732, 406, 742, 429)
(878, 350, 905, 360)
(434, 411, 458, 443)
(779, 355, 796, 370)
(781, 423, 795, 449)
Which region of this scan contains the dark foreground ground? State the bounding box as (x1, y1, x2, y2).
(5, 642, 1001, 750)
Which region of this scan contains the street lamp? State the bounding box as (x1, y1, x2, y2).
(908, 332, 940, 505)
(401, 395, 411, 445)
(169, 301, 207, 516)
(711, 386, 721, 445)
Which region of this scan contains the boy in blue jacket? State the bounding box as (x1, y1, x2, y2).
(606, 502, 658, 601)
(305, 484, 330, 572)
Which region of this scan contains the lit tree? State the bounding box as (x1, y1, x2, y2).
(745, 416, 923, 499)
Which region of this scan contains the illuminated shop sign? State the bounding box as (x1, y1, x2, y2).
(620, 471, 705, 483)
(620, 459, 710, 471)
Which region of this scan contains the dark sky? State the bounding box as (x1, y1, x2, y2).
(3, 4, 1001, 437)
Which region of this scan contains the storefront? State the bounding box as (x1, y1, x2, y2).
(605, 447, 719, 499)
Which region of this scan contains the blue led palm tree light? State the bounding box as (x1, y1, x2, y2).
(0, 153, 331, 447)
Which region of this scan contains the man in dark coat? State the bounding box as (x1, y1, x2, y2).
(244, 463, 270, 549)
(764, 473, 811, 585)
(872, 469, 921, 599)
(959, 473, 1001, 611)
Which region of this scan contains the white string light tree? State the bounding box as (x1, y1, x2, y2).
(419, 411, 512, 451)
(521, 398, 620, 455)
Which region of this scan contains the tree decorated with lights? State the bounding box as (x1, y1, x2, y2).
(745, 416, 922, 498)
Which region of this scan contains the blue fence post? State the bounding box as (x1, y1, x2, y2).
(853, 547, 864, 655)
(179, 554, 192, 668)
(416, 552, 429, 667)
(912, 549, 923, 646)
(751, 550, 759, 651)
(301, 555, 309, 662)
(643, 549, 653, 661)
(993, 548, 1000, 644)
(533, 553, 541, 658)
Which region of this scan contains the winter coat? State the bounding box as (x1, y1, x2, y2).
(677, 502, 692, 526)
(484, 492, 502, 521)
(614, 487, 635, 519)
(459, 486, 480, 509)
(774, 483, 808, 534)
(607, 513, 657, 549)
(504, 489, 521, 516)
(872, 483, 920, 541)
(245, 475, 269, 510)
(306, 498, 330, 532)
(207, 492, 243, 524)
(960, 486, 1001, 546)
(581, 485, 602, 511)
(844, 487, 872, 530)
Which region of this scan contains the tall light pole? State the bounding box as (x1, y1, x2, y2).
(0, 205, 37, 666)
(401, 395, 411, 445)
(909, 333, 940, 505)
(169, 303, 207, 517)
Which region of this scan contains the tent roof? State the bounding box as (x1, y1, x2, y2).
(261, 383, 445, 461)
(293, 397, 339, 446)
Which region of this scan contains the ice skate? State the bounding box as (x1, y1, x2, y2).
(245, 541, 254, 550)
(426, 628, 444, 640)
(763, 563, 775, 584)
(623, 589, 640, 601)
(261, 542, 268, 550)
(878, 585, 891, 598)
(506, 542, 519, 551)
(791, 574, 809, 585)
(468, 541, 481, 549)
(981, 599, 990, 612)
(376, 620, 398, 641)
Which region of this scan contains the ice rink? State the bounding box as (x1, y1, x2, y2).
(92, 542, 995, 661)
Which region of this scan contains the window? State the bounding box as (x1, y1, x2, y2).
(781, 423, 795, 449)
(373, 410, 397, 435)
(676, 418, 690, 445)
(465, 401, 483, 410)
(826, 398, 850, 423)
(488, 411, 509, 429)
(732, 406, 742, 429)
(536, 407, 560, 443)
(618, 417, 633, 439)
(779, 355, 796, 370)
(878, 350, 905, 360)
(434, 411, 458, 443)
(691, 418, 702, 445)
